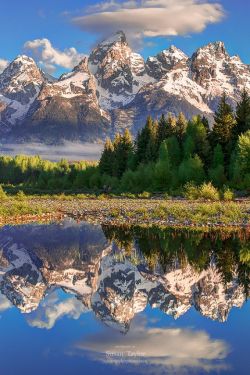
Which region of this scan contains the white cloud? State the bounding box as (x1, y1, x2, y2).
(0, 58, 9, 73)
(24, 38, 84, 74)
(72, 0, 225, 43)
(0, 294, 12, 312)
(27, 291, 88, 329)
(73, 319, 230, 373)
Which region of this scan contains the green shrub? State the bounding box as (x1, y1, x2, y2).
(138, 191, 151, 199)
(183, 183, 200, 200)
(199, 182, 220, 201)
(222, 187, 234, 201)
(97, 194, 108, 200)
(0, 185, 7, 201)
(15, 191, 27, 201)
(184, 182, 220, 201)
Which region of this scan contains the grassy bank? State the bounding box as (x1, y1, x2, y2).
(0, 194, 249, 228)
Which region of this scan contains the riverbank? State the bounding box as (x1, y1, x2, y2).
(0, 196, 249, 229)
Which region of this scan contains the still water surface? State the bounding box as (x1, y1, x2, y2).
(0, 220, 249, 375)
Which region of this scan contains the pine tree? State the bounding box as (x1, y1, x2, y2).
(235, 130, 250, 173)
(136, 116, 158, 165)
(112, 129, 133, 178)
(99, 138, 114, 175)
(168, 113, 177, 131)
(183, 135, 195, 159)
(155, 141, 172, 190)
(146, 120, 159, 162)
(184, 116, 211, 168)
(235, 89, 250, 136)
(212, 93, 236, 147)
(157, 114, 168, 145)
(175, 112, 187, 141)
(122, 128, 134, 165)
(166, 136, 182, 167)
(112, 133, 122, 177)
(157, 114, 175, 149)
(212, 144, 224, 167)
(233, 130, 250, 189)
(208, 144, 226, 187)
(201, 115, 210, 134)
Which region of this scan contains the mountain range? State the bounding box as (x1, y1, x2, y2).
(0, 221, 246, 332)
(0, 31, 250, 143)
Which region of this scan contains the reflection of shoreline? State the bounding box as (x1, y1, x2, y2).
(0, 220, 249, 332)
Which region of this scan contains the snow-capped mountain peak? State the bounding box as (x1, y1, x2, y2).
(97, 30, 127, 50)
(0, 54, 47, 130)
(192, 41, 228, 65)
(146, 45, 188, 79)
(1, 31, 250, 142)
(0, 54, 43, 87)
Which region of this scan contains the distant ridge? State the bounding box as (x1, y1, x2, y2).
(0, 31, 250, 143)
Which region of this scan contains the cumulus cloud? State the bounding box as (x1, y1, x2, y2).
(24, 38, 84, 74)
(27, 291, 88, 329)
(0, 58, 9, 73)
(73, 319, 230, 373)
(72, 0, 225, 43)
(0, 294, 12, 312)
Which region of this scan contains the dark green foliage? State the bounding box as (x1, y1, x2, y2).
(212, 93, 236, 151)
(185, 116, 210, 165)
(135, 116, 158, 165)
(157, 114, 168, 146)
(232, 130, 250, 190)
(235, 89, 250, 137)
(208, 144, 227, 187)
(157, 114, 175, 148)
(99, 129, 133, 178)
(178, 154, 205, 185)
(154, 141, 172, 190)
(113, 129, 133, 178)
(201, 116, 210, 133)
(99, 138, 114, 175)
(175, 112, 187, 141)
(165, 136, 182, 167)
(0, 92, 249, 195)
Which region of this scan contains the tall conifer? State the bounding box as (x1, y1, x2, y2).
(235, 89, 250, 136)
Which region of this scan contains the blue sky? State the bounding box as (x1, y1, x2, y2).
(0, 0, 249, 76)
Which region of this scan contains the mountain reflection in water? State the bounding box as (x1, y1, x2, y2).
(0, 220, 249, 375)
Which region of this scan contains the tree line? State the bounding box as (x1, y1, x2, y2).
(99, 90, 250, 193)
(0, 90, 249, 194)
(104, 225, 250, 296)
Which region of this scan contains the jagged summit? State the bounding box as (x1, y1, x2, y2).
(0, 54, 41, 83)
(97, 30, 127, 48)
(160, 45, 188, 64)
(13, 54, 36, 65)
(72, 56, 89, 73)
(166, 45, 188, 56)
(146, 44, 188, 79)
(193, 41, 228, 59)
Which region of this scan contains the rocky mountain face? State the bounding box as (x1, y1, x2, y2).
(1, 32, 250, 142)
(0, 221, 247, 332)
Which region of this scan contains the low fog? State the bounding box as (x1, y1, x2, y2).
(0, 142, 103, 162)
